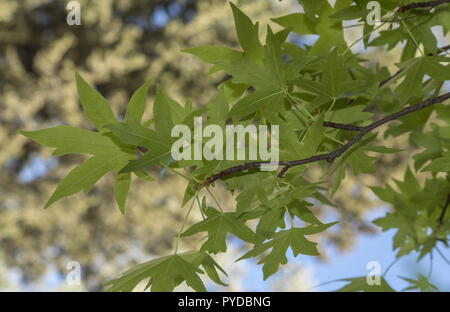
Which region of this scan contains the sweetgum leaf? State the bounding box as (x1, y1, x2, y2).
(75, 72, 117, 130)
(238, 222, 337, 279)
(105, 253, 206, 292)
(182, 207, 256, 254)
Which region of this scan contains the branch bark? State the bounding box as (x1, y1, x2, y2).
(322, 121, 365, 132)
(398, 0, 450, 13)
(203, 92, 450, 186)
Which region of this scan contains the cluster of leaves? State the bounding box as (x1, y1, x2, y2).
(22, 0, 450, 291)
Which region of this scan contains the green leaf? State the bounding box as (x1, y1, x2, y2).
(181, 251, 228, 287)
(384, 105, 433, 138)
(396, 57, 450, 103)
(348, 149, 377, 175)
(411, 130, 444, 170)
(105, 253, 206, 292)
(325, 105, 372, 124)
(264, 26, 286, 87)
(330, 164, 346, 196)
(366, 146, 403, 154)
(334, 277, 395, 292)
(106, 117, 169, 150)
(400, 274, 438, 292)
(182, 182, 197, 207)
(283, 56, 317, 82)
(153, 86, 175, 137)
(255, 207, 286, 243)
(114, 172, 131, 214)
(289, 200, 323, 225)
(124, 79, 152, 123)
(20, 126, 120, 156)
(75, 72, 117, 130)
(133, 169, 155, 182)
(120, 148, 172, 173)
(330, 4, 364, 21)
(208, 86, 229, 126)
(228, 88, 284, 118)
(238, 222, 337, 279)
(181, 207, 256, 254)
(272, 14, 315, 36)
(218, 58, 284, 90)
(296, 78, 333, 99)
(299, 0, 325, 17)
(322, 49, 351, 98)
(273, 1, 349, 54)
(45, 152, 132, 208)
(394, 166, 421, 195)
(422, 156, 450, 172)
(230, 3, 263, 61)
(301, 50, 368, 102)
(182, 46, 243, 64)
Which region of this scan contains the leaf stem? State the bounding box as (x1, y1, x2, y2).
(400, 20, 425, 56)
(205, 185, 224, 212)
(326, 98, 337, 114)
(195, 195, 206, 220)
(324, 133, 345, 146)
(174, 197, 196, 254)
(383, 258, 399, 277)
(287, 93, 315, 121)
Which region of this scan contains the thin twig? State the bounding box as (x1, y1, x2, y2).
(383, 258, 400, 277)
(398, 0, 450, 13)
(174, 197, 196, 254)
(379, 68, 404, 88)
(322, 121, 365, 132)
(428, 252, 434, 279)
(436, 246, 450, 266)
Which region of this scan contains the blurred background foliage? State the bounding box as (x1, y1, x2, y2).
(0, 0, 419, 291)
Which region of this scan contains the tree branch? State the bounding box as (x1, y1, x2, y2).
(203, 92, 450, 186)
(379, 68, 404, 88)
(398, 0, 450, 13)
(202, 42, 450, 186)
(322, 121, 365, 132)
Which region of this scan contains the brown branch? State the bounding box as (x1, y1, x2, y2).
(322, 121, 365, 132)
(398, 0, 450, 13)
(203, 92, 450, 186)
(436, 44, 450, 54)
(379, 68, 404, 88)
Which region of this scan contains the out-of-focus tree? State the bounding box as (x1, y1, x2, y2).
(0, 0, 295, 290)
